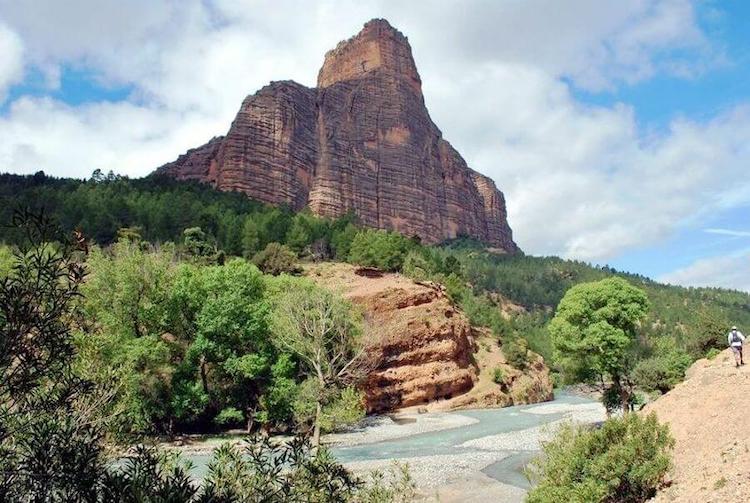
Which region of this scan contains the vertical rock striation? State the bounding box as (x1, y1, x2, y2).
(156, 19, 518, 251)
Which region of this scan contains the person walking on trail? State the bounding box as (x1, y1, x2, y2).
(728, 326, 745, 367)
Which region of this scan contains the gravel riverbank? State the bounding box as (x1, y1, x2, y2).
(339, 398, 606, 502)
(325, 412, 478, 447)
(166, 395, 605, 502)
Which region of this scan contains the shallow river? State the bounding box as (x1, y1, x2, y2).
(333, 393, 597, 489)
(182, 393, 601, 492)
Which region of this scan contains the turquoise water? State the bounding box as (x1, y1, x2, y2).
(333, 394, 592, 463)
(181, 393, 595, 487)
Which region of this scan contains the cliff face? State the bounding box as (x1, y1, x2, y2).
(305, 263, 552, 413)
(157, 19, 518, 251)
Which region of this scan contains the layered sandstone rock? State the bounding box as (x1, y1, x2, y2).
(305, 263, 552, 413)
(157, 19, 518, 251)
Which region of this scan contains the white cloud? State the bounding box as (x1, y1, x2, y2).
(0, 0, 745, 265)
(660, 251, 750, 292)
(0, 96, 226, 177)
(428, 63, 750, 260)
(705, 229, 750, 238)
(0, 22, 24, 102)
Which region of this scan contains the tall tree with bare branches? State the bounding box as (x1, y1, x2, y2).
(270, 281, 370, 446)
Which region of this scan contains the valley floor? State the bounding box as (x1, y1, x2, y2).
(339, 396, 604, 502)
(166, 394, 605, 502)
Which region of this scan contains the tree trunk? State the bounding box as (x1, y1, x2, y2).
(616, 376, 630, 415)
(312, 400, 322, 448)
(246, 404, 257, 433)
(199, 356, 209, 395)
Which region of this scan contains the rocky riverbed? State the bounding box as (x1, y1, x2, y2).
(170, 393, 605, 502)
(335, 395, 605, 502)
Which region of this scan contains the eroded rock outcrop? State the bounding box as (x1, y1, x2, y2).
(157, 19, 518, 251)
(305, 263, 551, 413)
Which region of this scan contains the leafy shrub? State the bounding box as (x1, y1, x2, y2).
(183, 226, 223, 264)
(202, 436, 360, 501)
(321, 387, 366, 432)
(706, 347, 721, 359)
(214, 407, 244, 427)
(443, 255, 461, 275)
(504, 338, 529, 369)
(527, 413, 673, 503)
(550, 372, 562, 388)
(492, 367, 505, 384)
(355, 462, 416, 503)
(253, 242, 300, 275)
(101, 446, 197, 501)
(330, 220, 359, 260)
(460, 292, 512, 338)
(632, 344, 692, 394)
(293, 380, 366, 434)
(401, 250, 433, 281)
(348, 229, 412, 272)
(684, 309, 730, 358)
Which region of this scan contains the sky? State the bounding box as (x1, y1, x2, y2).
(0, 0, 748, 291)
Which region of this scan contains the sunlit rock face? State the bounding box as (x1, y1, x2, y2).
(157, 19, 518, 251)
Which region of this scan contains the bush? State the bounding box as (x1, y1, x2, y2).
(632, 350, 692, 394)
(355, 462, 416, 503)
(348, 229, 412, 272)
(214, 407, 244, 427)
(293, 380, 366, 434)
(460, 292, 512, 339)
(504, 338, 529, 369)
(492, 367, 505, 384)
(527, 413, 673, 503)
(706, 347, 721, 359)
(685, 309, 730, 358)
(202, 436, 360, 501)
(401, 250, 433, 281)
(253, 242, 300, 275)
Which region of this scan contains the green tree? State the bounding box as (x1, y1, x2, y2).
(348, 229, 411, 272)
(242, 218, 261, 258)
(183, 226, 222, 264)
(286, 218, 312, 254)
(331, 223, 359, 260)
(632, 337, 692, 394)
(0, 211, 107, 500)
(685, 308, 730, 358)
(270, 279, 370, 446)
(77, 241, 177, 435)
(169, 259, 273, 431)
(549, 277, 649, 413)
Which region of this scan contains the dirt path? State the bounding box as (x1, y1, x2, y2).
(645, 349, 750, 502)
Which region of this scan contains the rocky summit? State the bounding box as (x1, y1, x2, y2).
(156, 19, 518, 251)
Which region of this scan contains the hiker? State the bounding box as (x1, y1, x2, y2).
(728, 326, 746, 367)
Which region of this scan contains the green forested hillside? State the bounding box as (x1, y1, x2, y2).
(3, 171, 749, 403)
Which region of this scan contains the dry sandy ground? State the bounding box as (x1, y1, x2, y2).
(645, 349, 750, 502)
(303, 262, 425, 300)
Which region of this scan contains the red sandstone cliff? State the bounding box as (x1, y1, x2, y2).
(157, 19, 518, 251)
(305, 263, 552, 413)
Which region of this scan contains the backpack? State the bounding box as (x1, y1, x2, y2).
(732, 331, 742, 344)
